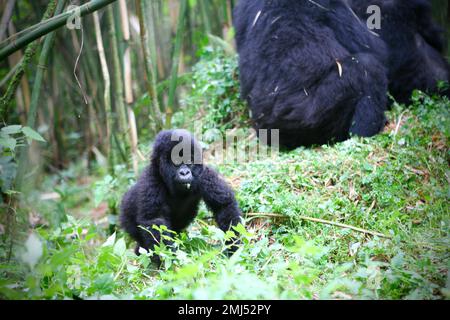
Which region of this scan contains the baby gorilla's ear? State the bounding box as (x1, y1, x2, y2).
(150, 131, 172, 165)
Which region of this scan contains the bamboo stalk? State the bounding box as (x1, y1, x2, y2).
(166, 0, 187, 128)
(15, 0, 65, 190)
(93, 10, 114, 173)
(199, 0, 212, 35)
(0, 1, 58, 122)
(0, 0, 16, 41)
(6, 34, 30, 126)
(78, 21, 105, 150)
(107, 5, 128, 137)
(118, 0, 130, 41)
(226, 0, 233, 28)
(119, 0, 138, 175)
(0, 0, 118, 61)
(136, 0, 163, 131)
(147, 0, 165, 113)
(119, 0, 133, 104)
(146, 1, 159, 81)
(127, 107, 139, 176)
(22, 0, 62, 124)
(49, 67, 61, 167)
(6, 20, 31, 120)
(154, 0, 167, 79)
(123, 47, 133, 104)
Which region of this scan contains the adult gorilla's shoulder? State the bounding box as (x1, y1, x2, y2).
(233, 0, 389, 149)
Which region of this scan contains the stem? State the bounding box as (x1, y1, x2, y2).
(199, 0, 212, 34)
(93, 10, 114, 174)
(246, 213, 392, 239)
(107, 5, 128, 137)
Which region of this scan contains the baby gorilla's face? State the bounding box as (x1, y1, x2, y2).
(162, 159, 203, 195)
(153, 129, 204, 196)
(158, 148, 204, 196)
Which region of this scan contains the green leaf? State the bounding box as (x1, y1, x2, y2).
(113, 237, 127, 256)
(92, 273, 115, 294)
(0, 136, 16, 151)
(1, 125, 22, 135)
(102, 232, 116, 247)
(232, 223, 252, 237)
(22, 126, 46, 143)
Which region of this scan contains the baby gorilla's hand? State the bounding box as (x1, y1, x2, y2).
(224, 237, 242, 257)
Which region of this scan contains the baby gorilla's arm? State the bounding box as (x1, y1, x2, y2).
(133, 175, 174, 258)
(198, 166, 242, 253)
(136, 216, 173, 251)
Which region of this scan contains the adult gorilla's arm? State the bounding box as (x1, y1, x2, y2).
(198, 166, 242, 251)
(412, 0, 446, 53)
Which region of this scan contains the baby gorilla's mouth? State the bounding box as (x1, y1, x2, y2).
(176, 164, 194, 192)
(176, 179, 193, 192)
(183, 182, 191, 190)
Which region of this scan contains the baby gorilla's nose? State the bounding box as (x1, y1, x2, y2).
(178, 166, 192, 181)
(179, 168, 190, 176)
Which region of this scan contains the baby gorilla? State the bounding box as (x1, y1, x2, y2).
(120, 129, 242, 262)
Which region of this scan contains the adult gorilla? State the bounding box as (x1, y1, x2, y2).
(233, 0, 389, 149)
(350, 0, 450, 104)
(120, 129, 242, 264)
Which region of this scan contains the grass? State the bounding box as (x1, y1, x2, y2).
(0, 51, 449, 300)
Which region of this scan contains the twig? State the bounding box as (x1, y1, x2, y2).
(246, 212, 392, 239)
(114, 260, 126, 281)
(393, 110, 408, 137)
(72, 25, 88, 105)
(0, 56, 22, 88)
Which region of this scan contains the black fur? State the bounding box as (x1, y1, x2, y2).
(120, 129, 242, 262)
(350, 0, 450, 104)
(233, 0, 389, 149)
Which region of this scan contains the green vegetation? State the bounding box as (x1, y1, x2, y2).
(0, 0, 448, 300)
(1, 50, 448, 299)
(175, 45, 249, 134)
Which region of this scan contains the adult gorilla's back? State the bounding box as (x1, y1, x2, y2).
(350, 0, 450, 104)
(233, 0, 388, 148)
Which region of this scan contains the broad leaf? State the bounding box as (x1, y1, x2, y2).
(0, 136, 16, 151)
(22, 126, 46, 143)
(1, 125, 22, 135)
(113, 237, 127, 256)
